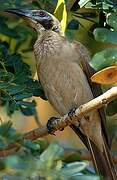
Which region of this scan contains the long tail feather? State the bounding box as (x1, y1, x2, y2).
(71, 125, 117, 180)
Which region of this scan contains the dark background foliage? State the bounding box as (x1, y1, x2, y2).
(0, 0, 116, 179)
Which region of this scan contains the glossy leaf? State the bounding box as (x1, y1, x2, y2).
(61, 162, 88, 176)
(90, 48, 117, 71)
(106, 13, 117, 31)
(72, 175, 100, 180)
(67, 19, 79, 30)
(91, 66, 117, 84)
(93, 28, 117, 44)
(13, 93, 33, 100)
(6, 84, 25, 95)
(54, 0, 67, 35)
(39, 142, 64, 164)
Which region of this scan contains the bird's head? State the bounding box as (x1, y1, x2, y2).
(5, 9, 61, 33)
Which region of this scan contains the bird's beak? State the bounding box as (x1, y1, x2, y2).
(4, 9, 38, 28)
(4, 8, 53, 30)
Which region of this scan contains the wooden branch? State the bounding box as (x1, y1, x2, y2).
(24, 86, 117, 136)
(0, 86, 117, 157)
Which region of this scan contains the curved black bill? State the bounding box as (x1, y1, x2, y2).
(4, 8, 32, 18)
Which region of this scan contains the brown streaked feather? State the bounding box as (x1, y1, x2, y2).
(34, 30, 117, 179)
(72, 41, 117, 178)
(72, 41, 109, 145)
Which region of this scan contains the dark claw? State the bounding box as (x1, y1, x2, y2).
(47, 117, 58, 135)
(68, 107, 77, 120)
(60, 127, 64, 131)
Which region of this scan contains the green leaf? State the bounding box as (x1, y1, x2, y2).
(18, 101, 36, 116)
(93, 28, 117, 44)
(23, 140, 40, 151)
(54, 0, 67, 35)
(7, 100, 18, 114)
(13, 93, 33, 100)
(90, 48, 117, 71)
(0, 136, 7, 150)
(20, 106, 35, 116)
(39, 142, 64, 166)
(0, 41, 9, 58)
(17, 101, 36, 107)
(0, 121, 12, 136)
(106, 13, 117, 31)
(0, 70, 14, 82)
(0, 82, 10, 89)
(5, 156, 27, 170)
(61, 162, 88, 177)
(71, 175, 100, 180)
(25, 79, 47, 100)
(6, 84, 25, 95)
(67, 19, 79, 30)
(0, 16, 19, 38)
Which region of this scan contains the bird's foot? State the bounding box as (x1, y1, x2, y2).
(47, 117, 64, 135)
(68, 107, 77, 121)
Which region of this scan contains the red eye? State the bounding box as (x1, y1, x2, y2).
(33, 11, 47, 17)
(38, 11, 46, 17)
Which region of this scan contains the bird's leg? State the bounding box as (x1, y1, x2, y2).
(68, 107, 80, 127)
(47, 117, 64, 135)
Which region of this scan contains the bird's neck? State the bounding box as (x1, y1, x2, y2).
(34, 30, 62, 63)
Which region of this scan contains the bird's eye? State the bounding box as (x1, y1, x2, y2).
(39, 11, 47, 17)
(32, 11, 47, 17)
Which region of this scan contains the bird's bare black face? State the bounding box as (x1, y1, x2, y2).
(31, 10, 53, 29)
(5, 9, 53, 30)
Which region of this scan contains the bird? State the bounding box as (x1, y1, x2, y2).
(5, 8, 117, 179)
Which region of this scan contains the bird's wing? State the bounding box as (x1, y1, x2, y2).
(72, 40, 109, 145)
(71, 41, 117, 179)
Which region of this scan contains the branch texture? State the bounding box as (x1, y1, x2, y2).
(0, 86, 117, 157)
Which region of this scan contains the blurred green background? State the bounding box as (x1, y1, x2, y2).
(0, 0, 116, 179)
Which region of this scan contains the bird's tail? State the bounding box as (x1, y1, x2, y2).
(71, 125, 117, 180)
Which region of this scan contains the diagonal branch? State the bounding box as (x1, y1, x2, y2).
(0, 86, 117, 157)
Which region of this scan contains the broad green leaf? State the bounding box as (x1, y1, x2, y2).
(71, 175, 100, 180)
(39, 142, 64, 166)
(106, 13, 117, 31)
(90, 48, 117, 71)
(54, 0, 67, 35)
(67, 19, 79, 30)
(93, 28, 117, 44)
(61, 162, 88, 177)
